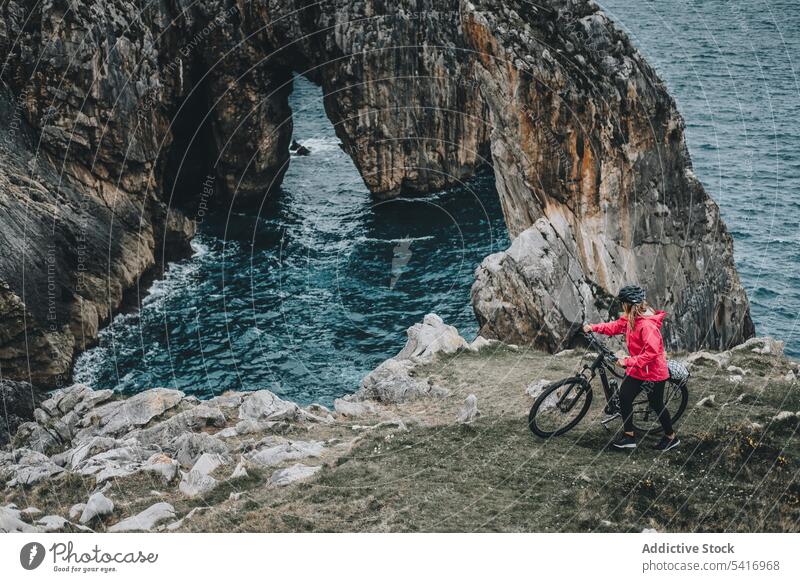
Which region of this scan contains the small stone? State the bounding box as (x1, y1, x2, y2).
(230, 460, 248, 479)
(69, 503, 86, 520)
(245, 441, 324, 467)
(642, 528, 658, 533)
(456, 394, 480, 424)
(696, 394, 716, 408)
(525, 379, 550, 399)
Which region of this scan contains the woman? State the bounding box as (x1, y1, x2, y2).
(582, 285, 680, 451)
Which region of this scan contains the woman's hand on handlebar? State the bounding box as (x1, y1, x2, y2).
(582, 323, 592, 333)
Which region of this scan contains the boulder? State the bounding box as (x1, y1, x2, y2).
(178, 470, 218, 498)
(174, 433, 229, 468)
(730, 336, 784, 356)
(525, 379, 551, 399)
(686, 351, 730, 369)
(64, 436, 123, 470)
(178, 453, 227, 497)
(238, 390, 300, 422)
(333, 398, 377, 418)
(79, 492, 114, 524)
(0, 504, 37, 533)
(130, 404, 226, 446)
(245, 440, 324, 467)
(207, 392, 245, 409)
(69, 503, 86, 520)
(165, 507, 206, 531)
(12, 421, 62, 455)
(356, 358, 431, 403)
(468, 336, 497, 352)
(772, 411, 799, 424)
(108, 502, 175, 532)
(79, 388, 184, 438)
(73, 442, 160, 484)
(35, 515, 67, 532)
(270, 464, 321, 486)
(4, 449, 64, 486)
(696, 394, 717, 408)
(395, 313, 468, 363)
(142, 453, 180, 483)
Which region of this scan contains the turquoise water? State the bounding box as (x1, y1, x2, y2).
(73, 76, 508, 404)
(74, 1, 800, 401)
(600, 0, 800, 355)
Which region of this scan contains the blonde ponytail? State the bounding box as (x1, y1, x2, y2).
(623, 300, 650, 331)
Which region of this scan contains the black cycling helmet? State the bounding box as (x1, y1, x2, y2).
(617, 284, 646, 305)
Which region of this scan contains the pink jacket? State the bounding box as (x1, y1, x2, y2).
(590, 310, 670, 381)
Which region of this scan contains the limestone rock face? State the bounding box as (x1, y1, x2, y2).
(0, 380, 37, 446)
(462, 0, 754, 351)
(0, 0, 754, 391)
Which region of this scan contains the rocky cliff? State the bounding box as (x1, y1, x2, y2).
(0, 0, 753, 388)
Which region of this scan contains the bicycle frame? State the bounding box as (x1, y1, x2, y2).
(576, 335, 624, 405)
(529, 332, 688, 437)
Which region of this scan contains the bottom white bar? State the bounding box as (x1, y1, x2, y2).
(2, 533, 797, 581)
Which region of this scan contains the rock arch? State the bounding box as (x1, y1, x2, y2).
(0, 0, 753, 386)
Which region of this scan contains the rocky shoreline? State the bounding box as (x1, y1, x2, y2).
(2, 315, 797, 533)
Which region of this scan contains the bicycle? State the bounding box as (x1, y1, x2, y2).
(527, 332, 689, 438)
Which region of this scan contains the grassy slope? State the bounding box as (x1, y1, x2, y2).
(184, 345, 800, 532)
(8, 344, 800, 532)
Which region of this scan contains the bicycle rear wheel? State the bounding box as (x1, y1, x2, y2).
(528, 377, 593, 438)
(630, 381, 689, 435)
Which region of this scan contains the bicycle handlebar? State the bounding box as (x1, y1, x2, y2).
(581, 330, 617, 362)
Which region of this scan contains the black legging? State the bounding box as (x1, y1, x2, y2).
(619, 376, 673, 435)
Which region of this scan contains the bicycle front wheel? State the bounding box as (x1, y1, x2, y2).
(528, 377, 593, 438)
